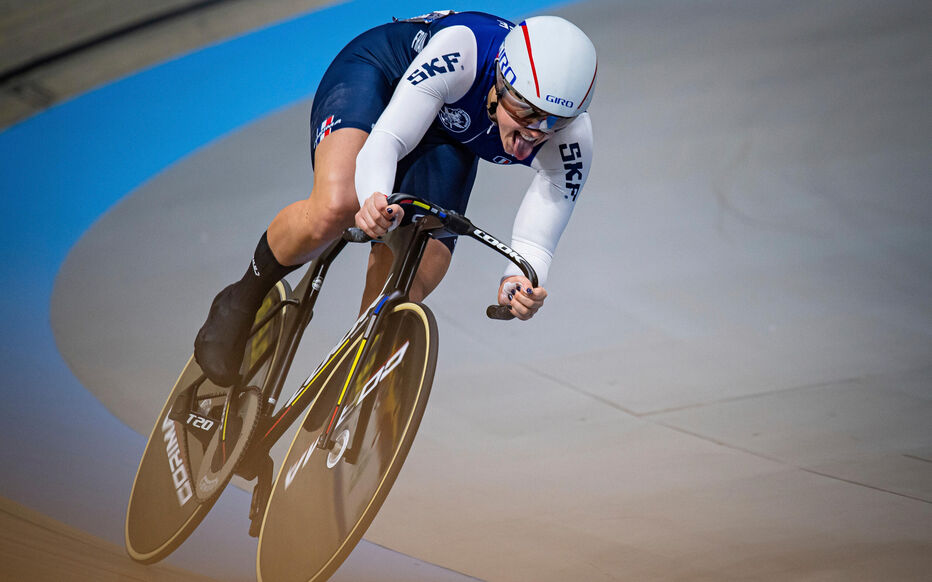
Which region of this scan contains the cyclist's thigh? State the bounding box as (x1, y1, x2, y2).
(310, 128, 368, 215)
(309, 19, 424, 171)
(270, 127, 366, 255)
(307, 52, 395, 215)
(309, 47, 395, 169)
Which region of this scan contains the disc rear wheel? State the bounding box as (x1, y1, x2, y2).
(125, 281, 293, 563)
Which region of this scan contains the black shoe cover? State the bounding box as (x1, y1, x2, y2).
(194, 284, 258, 387)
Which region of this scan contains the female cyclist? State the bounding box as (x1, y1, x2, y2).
(195, 10, 597, 386)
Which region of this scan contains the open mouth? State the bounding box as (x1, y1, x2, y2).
(511, 130, 541, 159)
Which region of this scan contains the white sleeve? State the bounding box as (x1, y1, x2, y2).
(504, 113, 593, 286)
(355, 26, 478, 206)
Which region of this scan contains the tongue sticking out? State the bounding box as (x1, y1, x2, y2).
(512, 133, 535, 160)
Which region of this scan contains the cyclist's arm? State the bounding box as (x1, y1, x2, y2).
(503, 113, 594, 286)
(354, 26, 478, 206)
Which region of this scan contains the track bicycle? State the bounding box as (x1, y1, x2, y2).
(125, 193, 537, 581)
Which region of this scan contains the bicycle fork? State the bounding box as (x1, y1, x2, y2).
(315, 290, 401, 453)
(315, 219, 431, 453)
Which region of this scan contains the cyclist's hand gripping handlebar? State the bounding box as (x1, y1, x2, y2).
(343, 193, 418, 242)
(343, 194, 538, 321)
(479, 238, 538, 321)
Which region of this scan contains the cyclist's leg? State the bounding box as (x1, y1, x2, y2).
(360, 129, 478, 310)
(196, 55, 392, 386)
(362, 239, 451, 309)
(267, 128, 367, 266)
(195, 132, 367, 386)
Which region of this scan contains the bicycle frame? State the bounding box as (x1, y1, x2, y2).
(233, 195, 537, 478)
(125, 193, 542, 563)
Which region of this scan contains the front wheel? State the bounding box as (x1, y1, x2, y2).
(256, 302, 438, 582)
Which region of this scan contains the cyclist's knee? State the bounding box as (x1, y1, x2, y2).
(305, 129, 366, 241)
(302, 183, 358, 242)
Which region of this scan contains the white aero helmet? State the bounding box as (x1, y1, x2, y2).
(496, 16, 597, 130)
